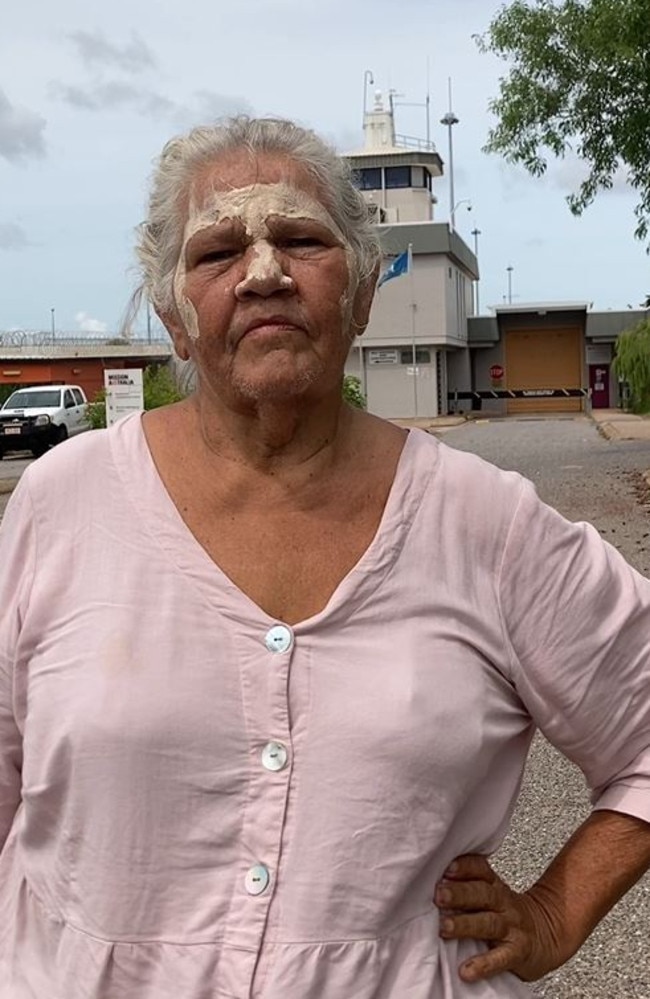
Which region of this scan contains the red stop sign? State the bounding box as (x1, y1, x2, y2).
(490, 364, 505, 379)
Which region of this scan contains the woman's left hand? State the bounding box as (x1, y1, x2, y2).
(434, 854, 565, 984)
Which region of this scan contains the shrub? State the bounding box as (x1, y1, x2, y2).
(342, 375, 366, 410)
(613, 322, 650, 413)
(86, 365, 185, 429)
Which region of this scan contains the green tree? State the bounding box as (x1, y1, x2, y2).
(478, 0, 650, 240)
(613, 321, 650, 413)
(86, 365, 185, 429)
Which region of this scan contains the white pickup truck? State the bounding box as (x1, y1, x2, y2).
(0, 384, 89, 458)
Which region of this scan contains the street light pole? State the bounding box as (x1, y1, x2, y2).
(50, 308, 55, 344)
(363, 69, 374, 117)
(451, 198, 472, 222)
(507, 265, 514, 305)
(440, 78, 459, 230)
(471, 228, 481, 315)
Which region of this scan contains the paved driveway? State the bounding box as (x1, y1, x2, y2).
(440, 415, 650, 998)
(0, 453, 31, 479)
(0, 454, 31, 520)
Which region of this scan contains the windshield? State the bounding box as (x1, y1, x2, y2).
(3, 390, 62, 409)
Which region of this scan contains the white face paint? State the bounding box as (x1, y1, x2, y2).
(172, 181, 356, 341)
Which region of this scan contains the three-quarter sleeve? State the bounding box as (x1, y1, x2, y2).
(0, 480, 35, 847)
(497, 478, 650, 822)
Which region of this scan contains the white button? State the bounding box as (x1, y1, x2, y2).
(245, 864, 270, 896)
(264, 624, 294, 654)
(262, 741, 288, 772)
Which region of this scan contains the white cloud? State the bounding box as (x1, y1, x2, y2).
(53, 79, 253, 125)
(546, 155, 632, 197)
(0, 88, 46, 163)
(68, 30, 156, 75)
(75, 311, 108, 334)
(0, 222, 29, 250)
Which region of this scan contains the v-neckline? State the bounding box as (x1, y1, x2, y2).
(110, 413, 437, 634)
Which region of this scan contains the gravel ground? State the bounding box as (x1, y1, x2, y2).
(439, 415, 650, 999)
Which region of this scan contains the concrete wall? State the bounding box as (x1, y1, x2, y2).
(344, 344, 440, 418)
(368, 256, 447, 341)
(381, 188, 433, 223)
(367, 255, 472, 345)
(586, 310, 646, 338)
(365, 356, 437, 418)
(446, 347, 472, 410)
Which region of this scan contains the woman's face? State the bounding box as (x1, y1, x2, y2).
(165, 150, 375, 410)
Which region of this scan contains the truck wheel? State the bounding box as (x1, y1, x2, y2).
(31, 442, 48, 458)
(55, 425, 68, 444)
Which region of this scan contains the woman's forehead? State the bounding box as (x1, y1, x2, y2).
(182, 152, 343, 239)
(190, 151, 324, 208)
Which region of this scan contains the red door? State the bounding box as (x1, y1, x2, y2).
(589, 364, 610, 408)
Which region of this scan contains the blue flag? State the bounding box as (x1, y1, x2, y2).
(377, 249, 410, 288)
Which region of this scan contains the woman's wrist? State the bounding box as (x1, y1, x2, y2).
(517, 883, 580, 978)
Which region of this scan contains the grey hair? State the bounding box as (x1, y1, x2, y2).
(131, 115, 382, 325)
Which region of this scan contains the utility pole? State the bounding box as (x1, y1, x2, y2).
(507, 265, 514, 305)
(363, 69, 374, 117)
(50, 308, 55, 344)
(471, 228, 482, 315)
(440, 78, 459, 229)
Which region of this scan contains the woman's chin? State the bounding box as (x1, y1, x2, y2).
(229, 358, 329, 406)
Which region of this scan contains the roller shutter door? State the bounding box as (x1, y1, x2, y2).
(505, 327, 583, 414)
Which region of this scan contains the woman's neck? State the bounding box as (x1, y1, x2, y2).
(189, 389, 359, 475)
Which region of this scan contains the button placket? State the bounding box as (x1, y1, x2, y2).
(223, 624, 296, 966)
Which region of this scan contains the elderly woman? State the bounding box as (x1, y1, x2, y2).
(1, 117, 650, 999)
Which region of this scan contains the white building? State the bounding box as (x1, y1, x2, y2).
(343, 91, 478, 418)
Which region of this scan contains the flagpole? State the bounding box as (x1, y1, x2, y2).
(408, 243, 418, 418)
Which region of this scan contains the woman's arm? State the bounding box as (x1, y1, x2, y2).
(435, 809, 650, 983)
(0, 482, 35, 847)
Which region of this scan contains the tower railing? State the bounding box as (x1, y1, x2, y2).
(394, 134, 438, 153)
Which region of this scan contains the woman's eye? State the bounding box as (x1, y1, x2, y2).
(282, 237, 324, 249)
(197, 248, 238, 264)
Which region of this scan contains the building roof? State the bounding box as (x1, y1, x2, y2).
(469, 307, 648, 347)
(586, 310, 647, 340)
(377, 221, 478, 279)
(345, 149, 444, 175)
(0, 340, 173, 361)
(490, 301, 591, 314)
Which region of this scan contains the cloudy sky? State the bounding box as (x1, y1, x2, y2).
(2, 0, 648, 336)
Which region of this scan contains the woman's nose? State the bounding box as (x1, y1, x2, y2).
(235, 242, 295, 299)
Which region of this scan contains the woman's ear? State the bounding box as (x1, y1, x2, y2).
(351, 263, 380, 337)
(157, 307, 191, 361)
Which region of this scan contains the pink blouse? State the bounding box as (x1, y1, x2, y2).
(1, 413, 650, 998)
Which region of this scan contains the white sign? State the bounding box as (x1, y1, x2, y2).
(586, 344, 612, 365)
(104, 369, 144, 427)
(368, 349, 400, 365)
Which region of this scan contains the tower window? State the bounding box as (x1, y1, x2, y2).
(400, 349, 431, 364)
(354, 168, 382, 190)
(411, 166, 427, 188)
(385, 166, 411, 188)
